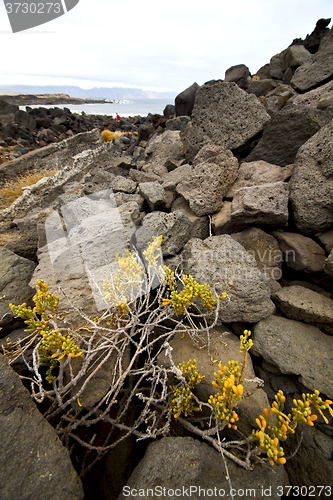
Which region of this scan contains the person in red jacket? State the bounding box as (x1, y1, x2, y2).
(116, 113, 120, 122)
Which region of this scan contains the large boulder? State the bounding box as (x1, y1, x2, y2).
(0, 246, 36, 335)
(253, 315, 333, 399)
(0, 99, 19, 116)
(183, 81, 271, 162)
(272, 285, 333, 335)
(175, 82, 199, 117)
(0, 355, 84, 500)
(230, 227, 282, 281)
(170, 197, 209, 240)
(144, 130, 185, 166)
(227, 181, 289, 229)
(269, 53, 284, 80)
(14, 109, 37, 130)
(279, 45, 312, 72)
(227, 160, 292, 198)
(291, 26, 333, 91)
(291, 79, 333, 109)
(245, 103, 333, 166)
(135, 210, 192, 257)
(118, 436, 284, 500)
(224, 63, 251, 89)
(272, 231, 326, 273)
(181, 235, 275, 323)
(138, 181, 167, 211)
(175, 144, 238, 216)
(289, 121, 333, 233)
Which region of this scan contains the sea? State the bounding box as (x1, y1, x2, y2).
(19, 99, 173, 118)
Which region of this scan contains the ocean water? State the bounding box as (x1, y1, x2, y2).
(19, 98, 173, 118)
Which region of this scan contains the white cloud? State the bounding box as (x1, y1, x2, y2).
(0, 0, 332, 93)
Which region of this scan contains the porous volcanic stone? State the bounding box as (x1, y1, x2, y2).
(176, 145, 238, 216)
(272, 231, 326, 273)
(181, 235, 275, 323)
(229, 181, 289, 229)
(184, 81, 271, 162)
(245, 103, 332, 167)
(117, 436, 284, 500)
(291, 26, 333, 91)
(272, 285, 333, 335)
(227, 160, 292, 198)
(289, 121, 333, 233)
(0, 246, 36, 334)
(253, 315, 333, 398)
(0, 355, 84, 500)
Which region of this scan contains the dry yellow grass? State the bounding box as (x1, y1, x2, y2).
(0, 168, 58, 209)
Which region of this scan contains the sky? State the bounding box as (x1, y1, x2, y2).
(0, 0, 332, 95)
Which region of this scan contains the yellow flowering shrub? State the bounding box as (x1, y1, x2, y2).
(5, 235, 333, 475)
(172, 329, 333, 467)
(101, 129, 123, 142)
(9, 280, 82, 383)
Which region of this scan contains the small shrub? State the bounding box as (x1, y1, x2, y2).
(5, 235, 333, 480)
(0, 168, 58, 209)
(101, 129, 123, 142)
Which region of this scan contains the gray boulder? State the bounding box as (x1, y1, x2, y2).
(291, 79, 333, 109)
(245, 103, 333, 166)
(289, 121, 333, 233)
(183, 81, 271, 161)
(135, 210, 192, 257)
(111, 176, 137, 193)
(175, 82, 199, 117)
(273, 285, 333, 335)
(0, 99, 19, 116)
(224, 63, 251, 89)
(176, 145, 238, 216)
(228, 181, 289, 229)
(144, 130, 185, 166)
(227, 160, 292, 198)
(0, 355, 84, 500)
(253, 315, 333, 398)
(129, 168, 162, 184)
(231, 227, 282, 281)
(163, 163, 192, 186)
(118, 436, 284, 500)
(0, 247, 36, 334)
(272, 231, 326, 273)
(14, 109, 37, 130)
(269, 53, 284, 80)
(171, 197, 209, 240)
(318, 229, 333, 253)
(182, 235, 275, 323)
(291, 26, 333, 91)
(279, 45, 312, 72)
(138, 181, 167, 211)
(165, 115, 191, 132)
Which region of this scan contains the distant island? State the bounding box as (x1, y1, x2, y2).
(0, 93, 109, 106)
(0, 84, 178, 103)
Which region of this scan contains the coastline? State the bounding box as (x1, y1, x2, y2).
(0, 93, 110, 106)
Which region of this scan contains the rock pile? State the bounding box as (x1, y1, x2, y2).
(0, 99, 149, 163)
(1, 18, 333, 500)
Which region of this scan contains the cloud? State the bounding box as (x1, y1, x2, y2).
(0, 0, 332, 92)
